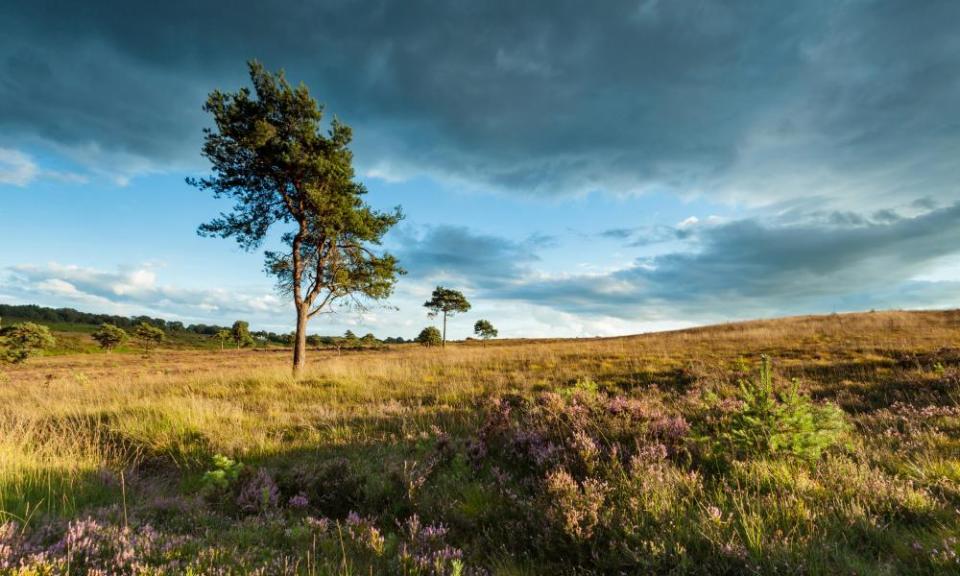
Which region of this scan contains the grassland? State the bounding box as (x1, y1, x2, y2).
(1, 310, 959, 574)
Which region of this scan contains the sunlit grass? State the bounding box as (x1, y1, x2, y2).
(1, 309, 958, 573)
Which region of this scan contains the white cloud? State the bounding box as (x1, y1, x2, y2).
(0, 148, 39, 186)
(36, 278, 82, 296)
(112, 268, 157, 295)
(0, 147, 89, 187)
(5, 262, 286, 326)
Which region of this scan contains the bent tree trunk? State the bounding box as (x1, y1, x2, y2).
(293, 305, 309, 375)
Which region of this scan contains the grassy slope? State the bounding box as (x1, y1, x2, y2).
(1, 309, 958, 574)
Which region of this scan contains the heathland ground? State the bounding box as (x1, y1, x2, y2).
(1, 310, 959, 574)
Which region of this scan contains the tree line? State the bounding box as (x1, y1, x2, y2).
(0, 304, 410, 348)
(0, 303, 238, 337)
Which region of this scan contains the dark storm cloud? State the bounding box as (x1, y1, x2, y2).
(2, 1, 958, 205)
(599, 224, 694, 247)
(393, 225, 550, 287)
(435, 204, 960, 319)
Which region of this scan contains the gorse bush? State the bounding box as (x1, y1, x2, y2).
(714, 355, 848, 462)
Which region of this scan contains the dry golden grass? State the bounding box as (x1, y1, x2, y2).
(1, 309, 959, 573)
(1, 309, 958, 518)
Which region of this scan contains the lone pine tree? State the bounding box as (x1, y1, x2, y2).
(191, 61, 403, 374)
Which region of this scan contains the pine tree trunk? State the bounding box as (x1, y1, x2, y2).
(293, 305, 308, 376)
(442, 312, 447, 348)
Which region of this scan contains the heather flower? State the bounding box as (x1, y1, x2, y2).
(632, 442, 669, 466)
(510, 429, 558, 466)
(344, 512, 385, 555)
(0, 522, 19, 570)
(649, 415, 691, 451)
(466, 438, 488, 467)
(570, 430, 600, 470)
(606, 395, 630, 415)
(237, 468, 280, 515)
(305, 516, 331, 534)
(288, 493, 309, 509)
(399, 515, 465, 576)
(544, 469, 608, 541)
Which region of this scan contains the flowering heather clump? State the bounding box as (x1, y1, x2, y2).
(649, 415, 691, 448)
(0, 515, 190, 574)
(632, 442, 670, 466)
(288, 492, 309, 509)
(1, 522, 22, 570)
(544, 469, 609, 541)
(570, 430, 600, 471)
(345, 511, 386, 555)
(236, 468, 280, 515)
(2, 509, 489, 575)
(865, 401, 960, 444)
(508, 429, 560, 468)
(471, 389, 691, 480)
(398, 515, 468, 576)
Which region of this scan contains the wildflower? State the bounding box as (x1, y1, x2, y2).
(288, 493, 309, 509)
(236, 468, 280, 514)
(544, 469, 608, 541)
(305, 516, 331, 533)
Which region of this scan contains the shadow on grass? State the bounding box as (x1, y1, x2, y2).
(1, 467, 120, 522)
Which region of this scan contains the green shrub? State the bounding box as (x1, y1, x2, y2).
(720, 356, 848, 462)
(416, 326, 442, 347)
(0, 322, 56, 364)
(201, 454, 244, 492)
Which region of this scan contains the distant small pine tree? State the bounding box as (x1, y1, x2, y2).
(473, 319, 498, 344)
(92, 324, 128, 352)
(132, 322, 165, 356)
(0, 322, 56, 364)
(424, 287, 471, 347)
(215, 329, 232, 351)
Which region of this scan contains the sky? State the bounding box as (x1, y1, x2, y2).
(2, 0, 960, 339)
